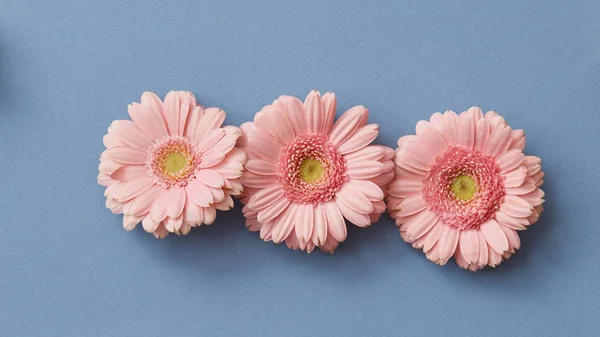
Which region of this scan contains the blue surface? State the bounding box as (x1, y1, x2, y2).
(1, 1, 599, 336)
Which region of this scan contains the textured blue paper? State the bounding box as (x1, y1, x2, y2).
(1, 1, 599, 336)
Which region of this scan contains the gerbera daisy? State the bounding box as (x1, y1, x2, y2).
(239, 90, 395, 253)
(387, 107, 544, 270)
(98, 91, 246, 238)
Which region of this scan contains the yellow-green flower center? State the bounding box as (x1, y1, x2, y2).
(165, 152, 187, 173)
(299, 157, 324, 183)
(450, 174, 477, 201)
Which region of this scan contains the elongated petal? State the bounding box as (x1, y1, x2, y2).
(329, 106, 368, 147)
(480, 219, 509, 254)
(324, 201, 346, 242)
(108, 147, 147, 165)
(337, 124, 379, 155)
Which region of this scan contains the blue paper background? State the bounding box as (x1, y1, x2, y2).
(1, 1, 599, 336)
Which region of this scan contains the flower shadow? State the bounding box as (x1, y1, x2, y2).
(131, 200, 262, 275)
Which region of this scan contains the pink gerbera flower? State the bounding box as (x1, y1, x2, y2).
(239, 90, 395, 253)
(387, 107, 544, 270)
(98, 91, 246, 238)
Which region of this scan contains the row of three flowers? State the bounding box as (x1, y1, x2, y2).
(99, 90, 544, 271)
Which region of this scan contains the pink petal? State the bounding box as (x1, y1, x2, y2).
(285, 230, 300, 250)
(346, 179, 384, 201)
(211, 148, 246, 179)
(423, 222, 443, 252)
(200, 152, 226, 169)
(245, 159, 278, 176)
(336, 184, 374, 214)
(180, 223, 192, 235)
(271, 206, 296, 243)
(153, 223, 169, 239)
(124, 185, 161, 216)
(141, 91, 166, 122)
(164, 215, 183, 232)
(459, 229, 479, 264)
(202, 206, 217, 225)
(240, 172, 276, 188)
(257, 197, 291, 223)
(487, 114, 506, 130)
(215, 195, 234, 211)
(395, 194, 426, 217)
(248, 133, 281, 162)
(337, 124, 379, 155)
(196, 169, 225, 188)
(321, 92, 336, 134)
(477, 231, 489, 267)
(247, 184, 285, 210)
(268, 106, 295, 144)
(99, 158, 120, 175)
(500, 195, 533, 218)
(128, 103, 163, 140)
(480, 219, 509, 254)
(346, 160, 384, 179)
(425, 243, 441, 264)
(404, 210, 438, 242)
(441, 110, 458, 145)
(456, 115, 475, 150)
(429, 112, 444, 130)
(195, 108, 226, 140)
(329, 106, 368, 147)
(108, 146, 147, 165)
(165, 188, 186, 219)
(395, 149, 429, 173)
(404, 141, 436, 166)
(198, 129, 226, 153)
(258, 220, 274, 240)
(313, 204, 328, 245)
(437, 225, 460, 262)
(495, 210, 527, 230)
(505, 177, 537, 195)
(186, 179, 213, 207)
(183, 197, 203, 226)
(416, 124, 448, 156)
(509, 129, 526, 151)
(343, 145, 385, 162)
(496, 149, 524, 173)
(304, 90, 323, 134)
(183, 106, 203, 138)
(487, 245, 503, 267)
(142, 214, 158, 232)
(203, 126, 239, 155)
(295, 203, 314, 244)
(499, 225, 521, 252)
(388, 179, 422, 198)
(397, 135, 418, 149)
(463, 106, 483, 120)
(150, 191, 169, 222)
(483, 126, 512, 158)
(522, 188, 545, 206)
(503, 166, 527, 188)
(323, 201, 346, 242)
(163, 91, 183, 136)
(522, 155, 542, 174)
(111, 120, 153, 151)
(335, 197, 371, 227)
(111, 165, 147, 182)
(473, 118, 490, 152)
(139, 92, 169, 139)
(114, 176, 153, 202)
(123, 215, 143, 231)
(275, 95, 306, 136)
